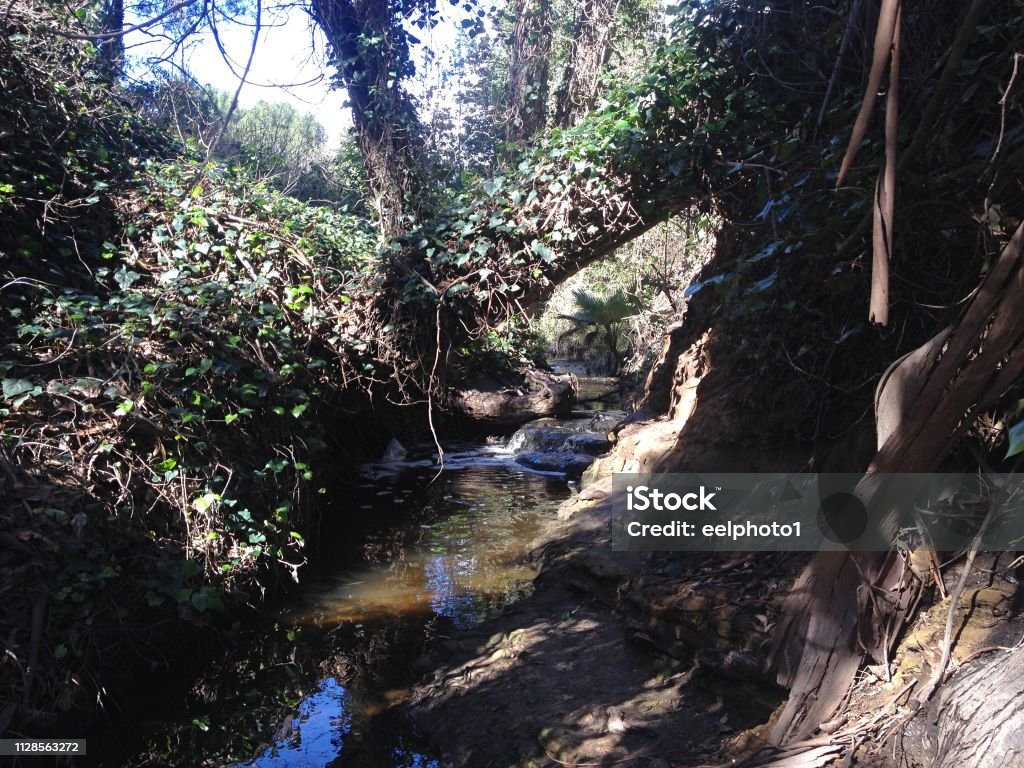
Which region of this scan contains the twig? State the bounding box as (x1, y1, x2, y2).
(816, 0, 867, 133)
(51, 0, 200, 40)
(204, 0, 261, 165)
(913, 492, 995, 706)
(427, 302, 445, 480)
(956, 629, 1024, 666)
(989, 53, 1022, 166)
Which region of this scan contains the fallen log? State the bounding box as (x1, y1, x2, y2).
(450, 368, 578, 425)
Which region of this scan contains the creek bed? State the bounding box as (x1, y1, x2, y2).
(102, 439, 581, 767)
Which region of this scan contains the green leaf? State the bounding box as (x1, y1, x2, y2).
(114, 266, 141, 291)
(530, 239, 556, 263)
(192, 492, 220, 514)
(2, 378, 34, 400)
(154, 458, 177, 472)
(191, 587, 224, 613)
(1006, 420, 1024, 459)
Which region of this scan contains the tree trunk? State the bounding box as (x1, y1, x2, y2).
(900, 645, 1024, 767)
(96, 0, 124, 80)
(310, 0, 425, 239)
(504, 0, 552, 143)
(552, 0, 619, 128)
(768, 223, 1024, 744)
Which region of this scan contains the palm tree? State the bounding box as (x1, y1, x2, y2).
(558, 288, 635, 375)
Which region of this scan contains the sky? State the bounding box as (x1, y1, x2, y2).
(124, 2, 476, 150)
(186, 6, 352, 144)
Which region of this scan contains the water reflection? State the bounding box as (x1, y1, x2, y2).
(241, 678, 350, 767)
(245, 442, 570, 766)
(294, 449, 568, 630)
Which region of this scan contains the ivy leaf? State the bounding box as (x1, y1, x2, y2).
(1006, 420, 1024, 459)
(114, 266, 141, 291)
(481, 177, 504, 197)
(2, 378, 34, 400)
(530, 239, 556, 263)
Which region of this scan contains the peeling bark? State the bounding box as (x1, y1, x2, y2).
(900, 645, 1024, 767)
(768, 223, 1024, 745)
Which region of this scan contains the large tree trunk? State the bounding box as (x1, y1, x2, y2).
(96, 0, 124, 80)
(900, 644, 1024, 767)
(768, 223, 1024, 744)
(310, 0, 425, 239)
(552, 0, 619, 127)
(504, 0, 552, 143)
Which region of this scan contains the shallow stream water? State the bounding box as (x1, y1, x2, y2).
(231, 444, 573, 767)
(102, 397, 620, 767)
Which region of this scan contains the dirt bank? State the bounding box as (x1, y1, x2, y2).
(406, 320, 1024, 767)
(407, 403, 803, 766)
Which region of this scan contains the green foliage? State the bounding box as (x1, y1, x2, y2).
(456, 316, 548, 378)
(4, 154, 376, 574)
(0, 1, 382, 721)
(364, 1, 798, 389)
(128, 74, 371, 211)
(557, 288, 636, 374)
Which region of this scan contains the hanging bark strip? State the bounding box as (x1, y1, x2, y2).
(836, 0, 901, 187)
(769, 222, 1024, 745)
(869, 4, 900, 326)
(835, 0, 900, 326)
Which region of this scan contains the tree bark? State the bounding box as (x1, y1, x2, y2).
(310, 0, 425, 239)
(900, 645, 1024, 767)
(451, 369, 577, 424)
(96, 0, 124, 79)
(552, 0, 619, 128)
(504, 0, 552, 143)
(768, 223, 1024, 744)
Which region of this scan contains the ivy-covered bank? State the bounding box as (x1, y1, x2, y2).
(1, 3, 381, 730)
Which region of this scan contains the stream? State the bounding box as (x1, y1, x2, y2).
(103, 379, 620, 768)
